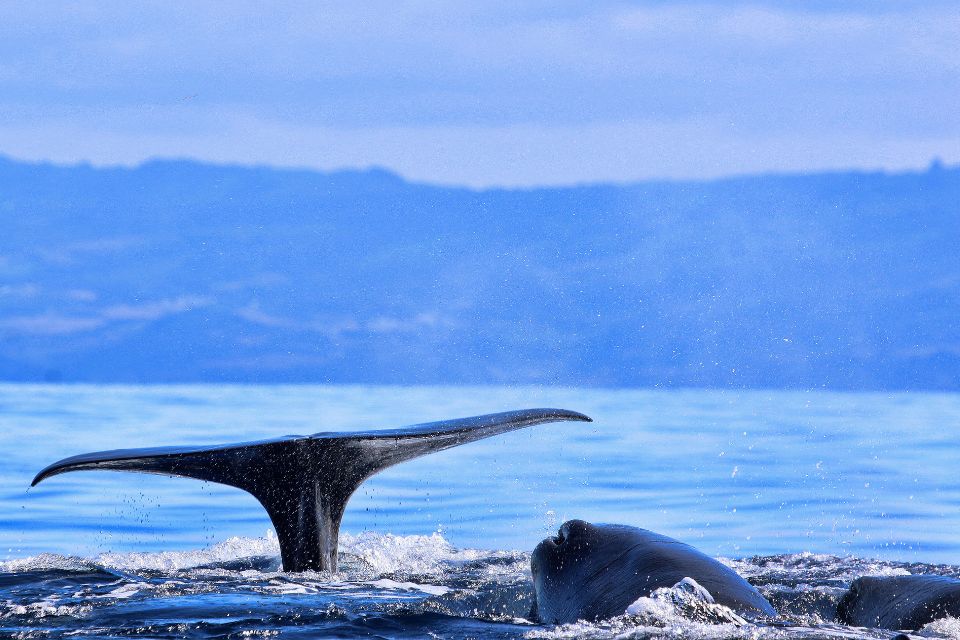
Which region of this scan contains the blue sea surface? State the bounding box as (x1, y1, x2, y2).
(2, 384, 960, 638)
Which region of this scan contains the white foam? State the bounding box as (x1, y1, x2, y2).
(525, 617, 751, 640)
(96, 583, 143, 599)
(626, 577, 747, 625)
(95, 531, 280, 571)
(262, 580, 317, 595)
(367, 578, 451, 596)
(0, 529, 508, 578)
(0, 552, 98, 573)
(727, 552, 912, 582)
(338, 530, 495, 577)
(1, 595, 92, 620)
(527, 578, 754, 639)
(920, 616, 960, 639)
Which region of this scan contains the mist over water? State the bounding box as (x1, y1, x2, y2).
(2, 383, 960, 638)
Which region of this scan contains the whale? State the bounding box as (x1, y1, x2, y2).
(837, 574, 960, 631)
(530, 519, 776, 624)
(32, 408, 591, 572)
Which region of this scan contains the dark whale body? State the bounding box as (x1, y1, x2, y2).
(530, 519, 776, 624)
(32, 408, 590, 572)
(837, 574, 960, 631)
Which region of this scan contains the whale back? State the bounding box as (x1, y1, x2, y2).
(531, 520, 775, 624)
(837, 575, 960, 631)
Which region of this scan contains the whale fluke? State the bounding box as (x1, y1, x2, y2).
(32, 408, 591, 572)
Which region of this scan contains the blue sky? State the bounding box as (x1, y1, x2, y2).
(1, 1, 957, 187)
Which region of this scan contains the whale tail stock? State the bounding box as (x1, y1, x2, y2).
(31, 408, 591, 572)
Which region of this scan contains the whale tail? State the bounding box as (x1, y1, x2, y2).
(32, 408, 591, 572)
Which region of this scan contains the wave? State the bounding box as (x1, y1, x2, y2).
(5, 533, 960, 638)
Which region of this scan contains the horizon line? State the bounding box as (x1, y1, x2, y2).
(1, 152, 955, 193)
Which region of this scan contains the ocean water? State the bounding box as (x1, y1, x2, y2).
(2, 383, 960, 638)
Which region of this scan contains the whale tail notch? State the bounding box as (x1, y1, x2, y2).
(31, 408, 591, 572)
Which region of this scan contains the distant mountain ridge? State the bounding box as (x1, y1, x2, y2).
(1, 156, 957, 390)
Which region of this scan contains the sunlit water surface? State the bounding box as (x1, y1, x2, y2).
(2, 384, 959, 638)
